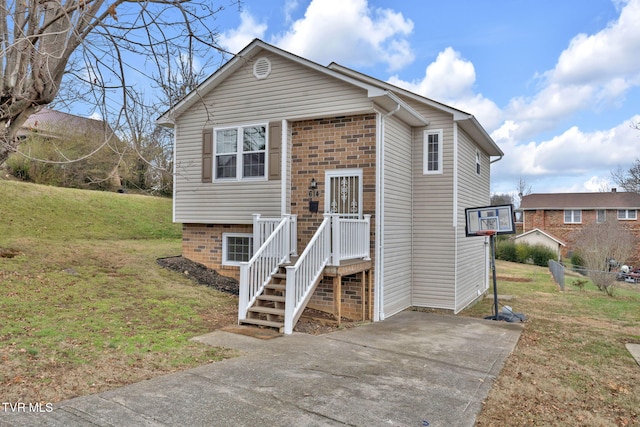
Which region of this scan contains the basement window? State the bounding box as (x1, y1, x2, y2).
(222, 233, 253, 266)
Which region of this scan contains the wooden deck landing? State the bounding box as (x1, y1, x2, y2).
(321, 259, 373, 324)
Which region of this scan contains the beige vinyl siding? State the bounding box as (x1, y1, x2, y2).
(173, 49, 373, 224)
(454, 127, 491, 312)
(410, 106, 457, 310)
(382, 115, 413, 317)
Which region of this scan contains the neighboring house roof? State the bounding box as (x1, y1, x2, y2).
(157, 38, 502, 157)
(514, 228, 566, 246)
(17, 108, 118, 142)
(520, 191, 640, 210)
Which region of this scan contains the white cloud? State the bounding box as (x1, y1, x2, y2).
(272, 0, 414, 71)
(497, 0, 640, 142)
(219, 10, 268, 53)
(284, 0, 300, 23)
(388, 47, 502, 130)
(550, 0, 640, 86)
(88, 111, 103, 121)
(582, 176, 612, 192)
(491, 115, 640, 192)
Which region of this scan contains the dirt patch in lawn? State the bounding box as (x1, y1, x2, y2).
(157, 256, 240, 295)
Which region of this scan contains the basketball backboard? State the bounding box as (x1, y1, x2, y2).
(465, 204, 516, 237)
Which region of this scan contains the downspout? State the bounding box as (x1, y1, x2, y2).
(453, 123, 459, 310)
(281, 119, 288, 216)
(490, 155, 503, 164)
(374, 102, 401, 322)
(171, 121, 177, 223)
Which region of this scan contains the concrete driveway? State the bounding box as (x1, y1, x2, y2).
(2, 311, 522, 427)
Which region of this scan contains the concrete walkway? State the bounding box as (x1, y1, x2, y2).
(1, 311, 523, 427)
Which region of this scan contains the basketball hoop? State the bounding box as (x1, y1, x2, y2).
(475, 230, 496, 237)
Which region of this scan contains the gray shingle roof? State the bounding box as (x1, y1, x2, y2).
(520, 191, 640, 210)
(17, 108, 117, 141)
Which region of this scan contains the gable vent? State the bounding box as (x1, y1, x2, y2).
(253, 57, 271, 80)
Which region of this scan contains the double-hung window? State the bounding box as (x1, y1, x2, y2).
(215, 124, 266, 180)
(564, 210, 582, 224)
(596, 209, 606, 223)
(617, 209, 637, 220)
(423, 129, 443, 175)
(222, 233, 253, 266)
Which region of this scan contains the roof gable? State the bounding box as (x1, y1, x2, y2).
(514, 228, 566, 246)
(158, 39, 389, 125)
(158, 39, 500, 156)
(521, 192, 640, 210)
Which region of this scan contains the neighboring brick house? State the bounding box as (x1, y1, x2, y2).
(520, 190, 640, 261)
(158, 39, 504, 333)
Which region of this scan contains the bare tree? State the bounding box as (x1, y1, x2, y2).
(611, 159, 640, 193)
(0, 1, 238, 166)
(490, 193, 512, 206)
(573, 219, 637, 296)
(514, 177, 532, 208)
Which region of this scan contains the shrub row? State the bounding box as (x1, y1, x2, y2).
(495, 240, 557, 267)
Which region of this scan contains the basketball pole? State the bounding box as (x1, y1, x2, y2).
(478, 229, 500, 320)
(489, 232, 499, 320)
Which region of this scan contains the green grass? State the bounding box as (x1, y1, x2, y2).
(0, 181, 237, 403)
(467, 261, 640, 426)
(0, 181, 181, 241)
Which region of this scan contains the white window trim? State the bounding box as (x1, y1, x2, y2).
(213, 123, 268, 182)
(423, 129, 443, 175)
(596, 209, 606, 223)
(564, 209, 582, 224)
(617, 209, 637, 220)
(222, 233, 253, 266)
(475, 149, 481, 176)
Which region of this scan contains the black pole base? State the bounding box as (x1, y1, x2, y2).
(484, 314, 513, 322)
(484, 312, 527, 322)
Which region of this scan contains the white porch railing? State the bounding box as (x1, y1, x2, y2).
(330, 214, 371, 266)
(253, 214, 297, 256)
(240, 213, 372, 334)
(238, 215, 295, 323)
(284, 214, 332, 334)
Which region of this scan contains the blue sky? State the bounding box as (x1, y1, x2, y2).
(207, 0, 640, 196)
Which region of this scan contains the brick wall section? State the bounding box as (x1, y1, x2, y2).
(309, 274, 370, 320)
(182, 223, 252, 281)
(290, 114, 377, 251)
(290, 114, 377, 319)
(524, 209, 640, 262)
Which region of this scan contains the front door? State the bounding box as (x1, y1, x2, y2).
(325, 169, 363, 219)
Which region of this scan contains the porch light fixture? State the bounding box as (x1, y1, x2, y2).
(308, 178, 319, 213)
(308, 178, 319, 197)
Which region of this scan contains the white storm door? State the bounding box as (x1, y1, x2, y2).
(325, 169, 363, 219)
